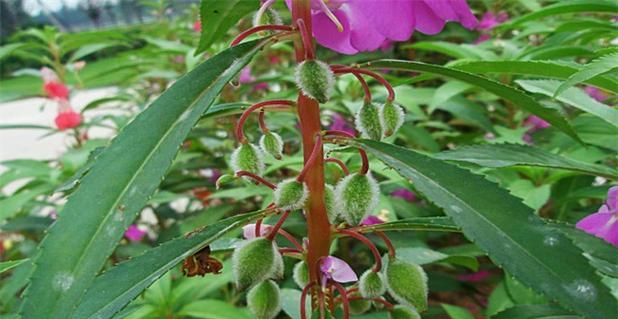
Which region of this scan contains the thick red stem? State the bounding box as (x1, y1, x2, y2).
(297, 134, 322, 182)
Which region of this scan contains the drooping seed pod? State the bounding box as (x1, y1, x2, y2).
(349, 298, 371, 315)
(293, 260, 309, 288)
(215, 174, 235, 189)
(385, 258, 428, 312)
(355, 102, 383, 140)
(359, 269, 386, 298)
(247, 280, 282, 319)
(259, 131, 284, 160)
(334, 172, 380, 225)
(274, 179, 308, 211)
(324, 184, 340, 224)
(294, 59, 334, 103)
(232, 238, 280, 290)
(380, 101, 405, 137)
(388, 305, 421, 319)
(231, 143, 265, 177)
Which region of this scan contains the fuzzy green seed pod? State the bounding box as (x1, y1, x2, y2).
(294, 59, 334, 103)
(231, 143, 265, 177)
(324, 184, 340, 224)
(380, 101, 404, 137)
(385, 258, 428, 312)
(355, 102, 383, 140)
(274, 179, 308, 211)
(215, 174, 235, 190)
(247, 280, 282, 319)
(233, 238, 280, 290)
(349, 298, 371, 315)
(334, 173, 380, 225)
(359, 269, 386, 298)
(388, 305, 421, 319)
(293, 260, 309, 288)
(259, 132, 284, 160)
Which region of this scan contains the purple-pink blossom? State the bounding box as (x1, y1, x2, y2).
(242, 223, 274, 239)
(329, 113, 356, 135)
(584, 86, 609, 103)
(320, 255, 358, 285)
(390, 188, 417, 202)
(125, 225, 147, 242)
(361, 215, 385, 226)
(524, 115, 550, 133)
(576, 186, 618, 247)
(477, 11, 508, 30)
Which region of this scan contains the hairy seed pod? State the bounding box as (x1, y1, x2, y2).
(349, 298, 371, 315)
(259, 131, 284, 160)
(231, 143, 265, 177)
(232, 238, 280, 290)
(274, 179, 309, 211)
(294, 59, 334, 103)
(247, 280, 282, 319)
(359, 269, 386, 298)
(385, 258, 428, 312)
(324, 184, 340, 224)
(334, 173, 380, 225)
(215, 174, 235, 190)
(355, 102, 383, 140)
(293, 260, 309, 288)
(380, 101, 404, 137)
(388, 305, 421, 319)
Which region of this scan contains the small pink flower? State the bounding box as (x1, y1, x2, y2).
(390, 188, 416, 202)
(477, 11, 508, 30)
(576, 186, 618, 247)
(238, 67, 256, 84)
(361, 215, 385, 226)
(457, 270, 492, 282)
(124, 225, 147, 242)
(474, 33, 492, 44)
(40, 67, 59, 83)
(44, 82, 70, 100)
(329, 113, 355, 135)
(523, 115, 550, 133)
(253, 82, 270, 91)
(72, 61, 86, 71)
(320, 256, 358, 285)
(55, 110, 82, 130)
(584, 86, 608, 103)
(242, 223, 274, 239)
(193, 20, 202, 32)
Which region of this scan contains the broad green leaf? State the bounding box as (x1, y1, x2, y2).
(359, 217, 460, 233)
(434, 143, 618, 180)
(178, 300, 252, 319)
(280, 288, 309, 319)
(364, 60, 580, 142)
(196, 0, 260, 54)
(406, 41, 496, 60)
(354, 139, 617, 319)
(517, 79, 618, 127)
(501, 0, 618, 29)
(493, 304, 581, 319)
(0, 260, 28, 274)
(519, 46, 594, 61)
(568, 115, 618, 152)
(68, 42, 127, 63)
(19, 40, 266, 319)
(452, 60, 618, 93)
(0, 43, 25, 61)
(555, 53, 618, 96)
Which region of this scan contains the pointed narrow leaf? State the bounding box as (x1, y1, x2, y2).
(0, 259, 28, 274)
(20, 40, 266, 319)
(354, 139, 617, 319)
(196, 0, 260, 54)
(501, 0, 618, 29)
(359, 217, 460, 233)
(493, 304, 581, 319)
(555, 53, 618, 96)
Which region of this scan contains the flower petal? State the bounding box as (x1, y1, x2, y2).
(344, 4, 387, 52)
(321, 256, 358, 283)
(412, 0, 447, 35)
(576, 212, 613, 236)
(606, 186, 618, 211)
(353, 0, 415, 41)
(312, 10, 358, 54)
(242, 223, 273, 239)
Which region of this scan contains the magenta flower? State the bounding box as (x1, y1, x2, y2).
(474, 33, 492, 44)
(576, 186, 618, 247)
(287, 0, 477, 54)
(361, 215, 385, 226)
(390, 188, 417, 202)
(329, 113, 356, 135)
(477, 11, 508, 30)
(524, 115, 550, 133)
(238, 67, 256, 84)
(124, 225, 147, 242)
(320, 256, 358, 285)
(242, 223, 274, 239)
(584, 86, 609, 103)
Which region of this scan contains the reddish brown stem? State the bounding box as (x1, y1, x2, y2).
(334, 68, 395, 102)
(235, 171, 277, 189)
(323, 130, 369, 175)
(338, 229, 382, 272)
(297, 134, 322, 182)
(231, 24, 294, 46)
(278, 229, 304, 251)
(296, 19, 315, 60)
(255, 218, 263, 237)
(331, 281, 350, 319)
(325, 157, 350, 175)
(375, 231, 396, 259)
(300, 282, 317, 319)
(280, 247, 303, 254)
(258, 109, 269, 133)
(351, 73, 372, 103)
(266, 210, 291, 241)
(236, 100, 294, 143)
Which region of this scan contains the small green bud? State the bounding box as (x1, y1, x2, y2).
(274, 179, 308, 211)
(380, 101, 404, 137)
(388, 305, 421, 319)
(293, 260, 309, 288)
(259, 131, 284, 160)
(215, 174, 235, 190)
(334, 173, 380, 225)
(359, 270, 386, 298)
(294, 59, 334, 103)
(355, 102, 383, 140)
(231, 143, 265, 177)
(324, 184, 340, 224)
(233, 238, 280, 290)
(247, 280, 282, 319)
(349, 298, 371, 315)
(385, 258, 428, 312)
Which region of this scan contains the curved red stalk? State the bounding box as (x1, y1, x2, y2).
(278, 228, 304, 251)
(266, 210, 290, 241)
(235, 171, 277, 189)
(279, 247, 303, 254)
(231, 24, 294, 46)
(296, 19, 315, 60)
(375, 231, 396, 259)
(255, 218, 263, 237)
(236, 100, 294, 143)
(351, 73, 371, 103)
(258, 109, 269, 133)
(338, 229, 382, 272)
(297, 134, 322, 182)
(300, 282, 317, 319)
(333, 67, 395, 102)
(331, 281, 350, 319)
(324, 157, 350, 175)
(323, 130, 369, 175)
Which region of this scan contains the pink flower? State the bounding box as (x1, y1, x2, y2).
(242, 223, 274, 239)
(584, 86, 608, 103)
(329, 113, 355, 135)
(576, 186, 618, 247)
(43, 82, 70, 100)
(193, 20, 202, 32)
(55, 110, 81, 130)
(477, 11, 508, 30)
(239, 67, 256, 84)
(124, 225, 147, 242)
(457, 270, 492, 282)
(474, 33, 492, 44)
(40, 67, 59, 83)
(361, 215, 385, 226)
(320, 256, 358, 285)
(390, 188, 416, 202)
(287, 0, 477, 54)
(523, 115, 550, 133)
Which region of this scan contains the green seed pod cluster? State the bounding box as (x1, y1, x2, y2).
(260, 131, 284, 160)
(231, 143, 265, 177)
(355, 102, 383, 140)
(294, 59, 334, 103)
(359, 269, 386, 298)
(247, 280, 282, 319)
(233, 238, 281, 290)
(293, 260, 309, 288)
(385, 258, 428, 312)
(388, 305, 421, 319)
(349, 298, 372, 315)
(380, 101, 405, 137)
(274, 179, 309, 211)
(334, 172, 380, 225)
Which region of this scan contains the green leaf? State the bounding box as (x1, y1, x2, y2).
(501, 0, 618, 29)
(196, 0, 260, 54)
(19, 40, 266, 319)
(359, 217, 460, 233)
(407, 41, 496, 60)
(555, 53, 618, 97)
(442, 304, 476, 319)
(452, 60, 618, 93)
(364, 60, 580, 142)
(0, 259, 28, 274)
(0, 184, 54, 223)
(0, 43, 25, 61)
(74, 209, 269, 319)
(434, 143, 618, 180)
(516, 79, 618, 127)
(493, 304, 581, 319)
(178, 300, 252, 319)
(354, 139, 617, 319)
